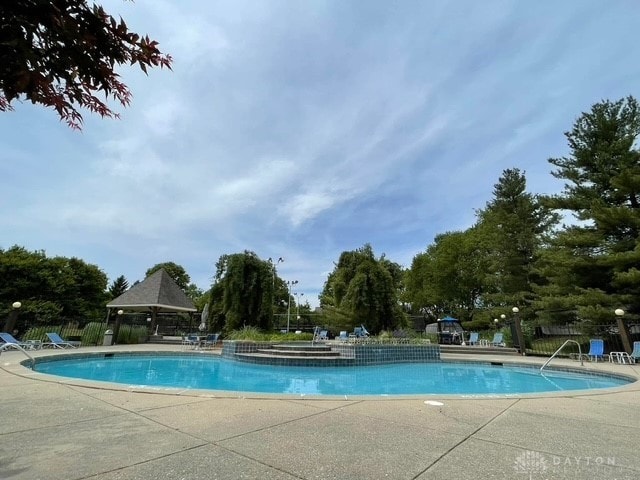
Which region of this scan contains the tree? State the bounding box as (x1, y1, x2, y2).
(320, 244, 404, 333)
(146, 262, 190, 291)
(108, 275, 129, 299)
(0, 245, 107, 327)
(475, 168, 557, 318)
(212, 251, 274, 332)
(536, 96, 640, 324)
(184, 283, 206, 309)
(405, 229, 487, 323)
(0, 0, 172, 129)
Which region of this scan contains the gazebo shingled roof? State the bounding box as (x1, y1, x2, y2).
(106, 268, 196, 313)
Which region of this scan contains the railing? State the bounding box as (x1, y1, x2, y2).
(540, 339, 583, 372)
(0, 343, 35, 368)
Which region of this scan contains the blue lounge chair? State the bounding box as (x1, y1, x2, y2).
(467, 332, 479, 345)
(338, 331, 349, 342)
(0, 332, 41, 350)
(352, 325, 370, 342)
(45, 332, 78, 349)
(182, 334, 200, 350)
(491, 332, 504, 347)
(317, 330, 329, 341)
(202, 333, 220, 349)
(631, 341, 640, 363)
(585, 339, 605, 362)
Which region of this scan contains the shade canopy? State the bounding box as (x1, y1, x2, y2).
(106, 269, 196, 313)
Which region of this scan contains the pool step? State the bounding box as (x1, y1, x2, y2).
(235, 352, 352, 366)
(271, 344, 333, 352)
(237, 342, 344, 364)
(257, 348, 340, 357)
(440, 345, 520, 355)
(258, 344, 336, 356)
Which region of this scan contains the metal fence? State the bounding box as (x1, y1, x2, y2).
(523, 324, 637, 357)
(12, 312, 199, 346)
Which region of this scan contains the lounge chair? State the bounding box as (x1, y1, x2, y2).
(316, 329, 329, 341)
(338, 331, 349, 342)
(468, 332, 479, 346)
(490, 332, 505, 347)
(202, 333, 220, 349)
(0, 332, 40, 350)
(584, 339, 605, 362)
(182, 334, 200, 350)
(631, 341, 640, 363)
(354, 325, 370, 338)
(44, 332, 78, 349)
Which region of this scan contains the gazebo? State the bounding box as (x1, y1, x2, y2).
(106, 269, 197, 339)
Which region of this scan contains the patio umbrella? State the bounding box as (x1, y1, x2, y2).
(198, 303, 209, 332)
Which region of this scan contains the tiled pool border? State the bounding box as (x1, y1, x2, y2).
(221, 340, 441, 366)
(23, 348, 637, 385)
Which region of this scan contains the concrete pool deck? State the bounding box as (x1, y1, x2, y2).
(1, 344, 639, 480)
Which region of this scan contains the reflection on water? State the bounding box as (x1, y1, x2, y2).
(284, 378, 321, 394)
(34, 356, 630, 396)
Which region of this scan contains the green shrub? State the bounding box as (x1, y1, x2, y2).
(21, 326, 51, 342)
(115, 325, 148, 344)
(22, 325, 83, 343)
(82, 322, 105, 346)
(226, 326, 313, 342)
(463, 319, 492, 331)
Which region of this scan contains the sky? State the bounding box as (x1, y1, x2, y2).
(2, 0, 640, 307)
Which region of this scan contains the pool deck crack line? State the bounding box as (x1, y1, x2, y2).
(76, 442, 308, 480)
(207, 400, 367, 443)
(410, 398, 523, 479)
(64, 386, 314, 480)
(76, 444, 207, 480)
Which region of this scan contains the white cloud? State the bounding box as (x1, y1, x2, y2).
(2, 0, 640, 307)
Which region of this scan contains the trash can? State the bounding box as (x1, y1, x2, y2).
(103, 329, 114, 346)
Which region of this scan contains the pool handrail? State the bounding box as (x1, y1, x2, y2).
(0, 342, 35, 368)
(540, 339, 583, 372)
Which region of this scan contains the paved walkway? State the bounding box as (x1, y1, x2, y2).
(1, 345, 639, 480)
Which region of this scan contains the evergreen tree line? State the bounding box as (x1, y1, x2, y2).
(406, 96, 640, 330)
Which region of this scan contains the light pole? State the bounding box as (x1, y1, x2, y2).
(615, 308, 632, 353)
(511, 306, 526, 356)
(268, 257, 284, 292)
(3, 301, 22, 334)
(286, 280, 298, 333)
(295, 292, 304, 328)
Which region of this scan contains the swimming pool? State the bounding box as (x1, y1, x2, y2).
(32, 354, 632, 396)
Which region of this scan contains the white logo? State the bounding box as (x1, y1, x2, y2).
(514, 450, 548, 479)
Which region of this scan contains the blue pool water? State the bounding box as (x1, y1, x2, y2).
(33, 355, 631, 396)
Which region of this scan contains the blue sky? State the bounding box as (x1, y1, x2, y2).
(1, 0, 639, 307)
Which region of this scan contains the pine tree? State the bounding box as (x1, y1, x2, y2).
(108, 275, 129, 299)
(475, 169, 557, 319)
(536, 96, 640, 324)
